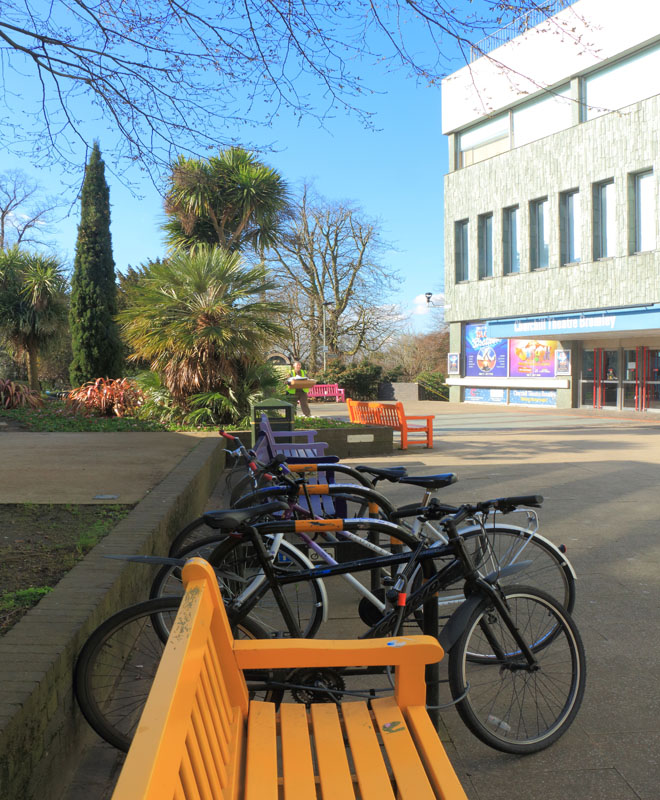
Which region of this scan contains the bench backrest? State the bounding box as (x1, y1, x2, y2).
(111, 560, 248, 800)
(307, 383, 344, 400)
(377, 402, 404, 427)
(347, 399, 404, 428)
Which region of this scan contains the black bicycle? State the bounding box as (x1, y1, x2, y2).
(75, 497, 586, 755)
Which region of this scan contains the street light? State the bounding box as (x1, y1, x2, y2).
(322, 301, 333, 372)
(425, 292, 434, 305)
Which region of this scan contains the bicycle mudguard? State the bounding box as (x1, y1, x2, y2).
(437, 561, 531, 653)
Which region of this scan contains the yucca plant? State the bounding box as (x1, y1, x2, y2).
(118, 247, 285, 403)
(0, 378, 43, 409)
(66, 378, 143, 417)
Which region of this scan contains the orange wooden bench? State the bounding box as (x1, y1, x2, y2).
(347, 398, 434, 449)
(110, 558, 468, 800)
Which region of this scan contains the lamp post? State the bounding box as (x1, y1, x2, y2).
(322, 301, 333, 372)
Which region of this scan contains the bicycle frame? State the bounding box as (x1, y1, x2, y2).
(222, 518, 539, 669)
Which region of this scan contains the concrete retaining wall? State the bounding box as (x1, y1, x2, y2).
(378, 382, 420, 403)
(0, 437, 225, 800)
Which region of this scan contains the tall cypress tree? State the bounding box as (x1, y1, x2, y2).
(69, 142, 123, 384)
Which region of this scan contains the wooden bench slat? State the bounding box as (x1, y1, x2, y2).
(370, 697, 437, 800)
(341, 702, 397, 800)
(310, 704, 356, 799)
(197, 668, 228, 785)
(191, 696, 223, 799)
(405, 706, 468, 800)
(245, 701, 278, 800)
(186, 719, 215, 800)
(180, 745, 202, 800)
(280, 703, 318, 799)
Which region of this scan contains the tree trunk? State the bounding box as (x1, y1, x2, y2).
(27, 343, 40, 392)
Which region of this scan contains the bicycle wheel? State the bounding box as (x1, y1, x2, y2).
(153, 536, 326, 638)
(423, 525, 576, 614)
(467, 526, 576, 613)
(74, 597, 270, 752)
(447, 585, 586, 754)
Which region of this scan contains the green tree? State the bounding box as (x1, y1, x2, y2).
(0, 247, 68, 390)
(118, 246, 285, 413)
(69, 142, 123, 385)
(164, 148, 290, 254)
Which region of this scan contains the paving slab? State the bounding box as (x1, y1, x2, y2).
(0, 432, 208, 504)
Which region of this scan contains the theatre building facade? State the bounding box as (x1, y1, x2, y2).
(442, 0, 660, 411)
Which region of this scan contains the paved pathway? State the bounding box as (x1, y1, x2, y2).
(63, 412, 660, 799)
(0, 432, 211, 504)
(308, 398, 660, 432)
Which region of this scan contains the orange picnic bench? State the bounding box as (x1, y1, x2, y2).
(347, 398, 434, 449)
(110, 558, 467, 800)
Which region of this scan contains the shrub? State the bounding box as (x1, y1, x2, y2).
(0, 378, 43, 409)
(317, 360, 383, 400)
(67, 377, 143, 417)
(416, 370, 448, 401)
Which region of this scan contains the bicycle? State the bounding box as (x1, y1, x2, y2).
(76, 497, 586, 756)
(163, 435, 576, 623)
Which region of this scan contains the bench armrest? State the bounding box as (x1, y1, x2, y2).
(404, 416, 435, 423)
(235, 636, 443, 707)
(234, 635, 442, 668)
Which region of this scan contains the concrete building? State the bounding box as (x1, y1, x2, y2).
(442, 0, 660, 411)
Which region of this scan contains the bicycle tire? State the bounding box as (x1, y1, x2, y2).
(413, 525, 576, 614)
(74, 596, 271, 752)
(466, 526, 576, 613)
(154, 536, 326, 638)
(447, 585, 586, 754)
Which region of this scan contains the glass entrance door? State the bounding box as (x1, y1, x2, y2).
(581, 348, 620, 408)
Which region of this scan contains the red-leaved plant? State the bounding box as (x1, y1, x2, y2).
(0, 379, 43, 409)
(66, 378, 143, 417)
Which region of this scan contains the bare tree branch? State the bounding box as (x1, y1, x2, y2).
(0, 1, 583, 175)
(266, 183, 401, 369)
(0, 170, 63, 250)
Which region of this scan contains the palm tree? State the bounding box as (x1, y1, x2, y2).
(118, 246, 286, 404)
(163, 147, 290, 254)
(0, 248, 68, 390)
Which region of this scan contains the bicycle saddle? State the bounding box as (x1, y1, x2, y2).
(354, 466, 408, 481)
(202, 501, 289, 530)
(397, 473, 457, 490)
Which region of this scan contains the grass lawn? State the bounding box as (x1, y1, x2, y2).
(0, 503, 132, 634)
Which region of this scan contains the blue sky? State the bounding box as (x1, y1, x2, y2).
(4, 5, 498, 332)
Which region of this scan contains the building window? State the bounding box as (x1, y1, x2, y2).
(632, 170, 655, 253)
(560, 190, 581, 264)
(530, 197, 549, 269)
(593, 180, 615, 259)
(478, 214, 493, 278)
(457, 115, 509, 168)
(584, 42, 660, 120)
(455, 219, 469, 282)
(502, 206, 520, 274)
(512, 85, 573, 147)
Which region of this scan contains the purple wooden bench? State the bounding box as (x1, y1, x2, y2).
(258, 413, 332, 460)
(307, 383, 346, 402)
